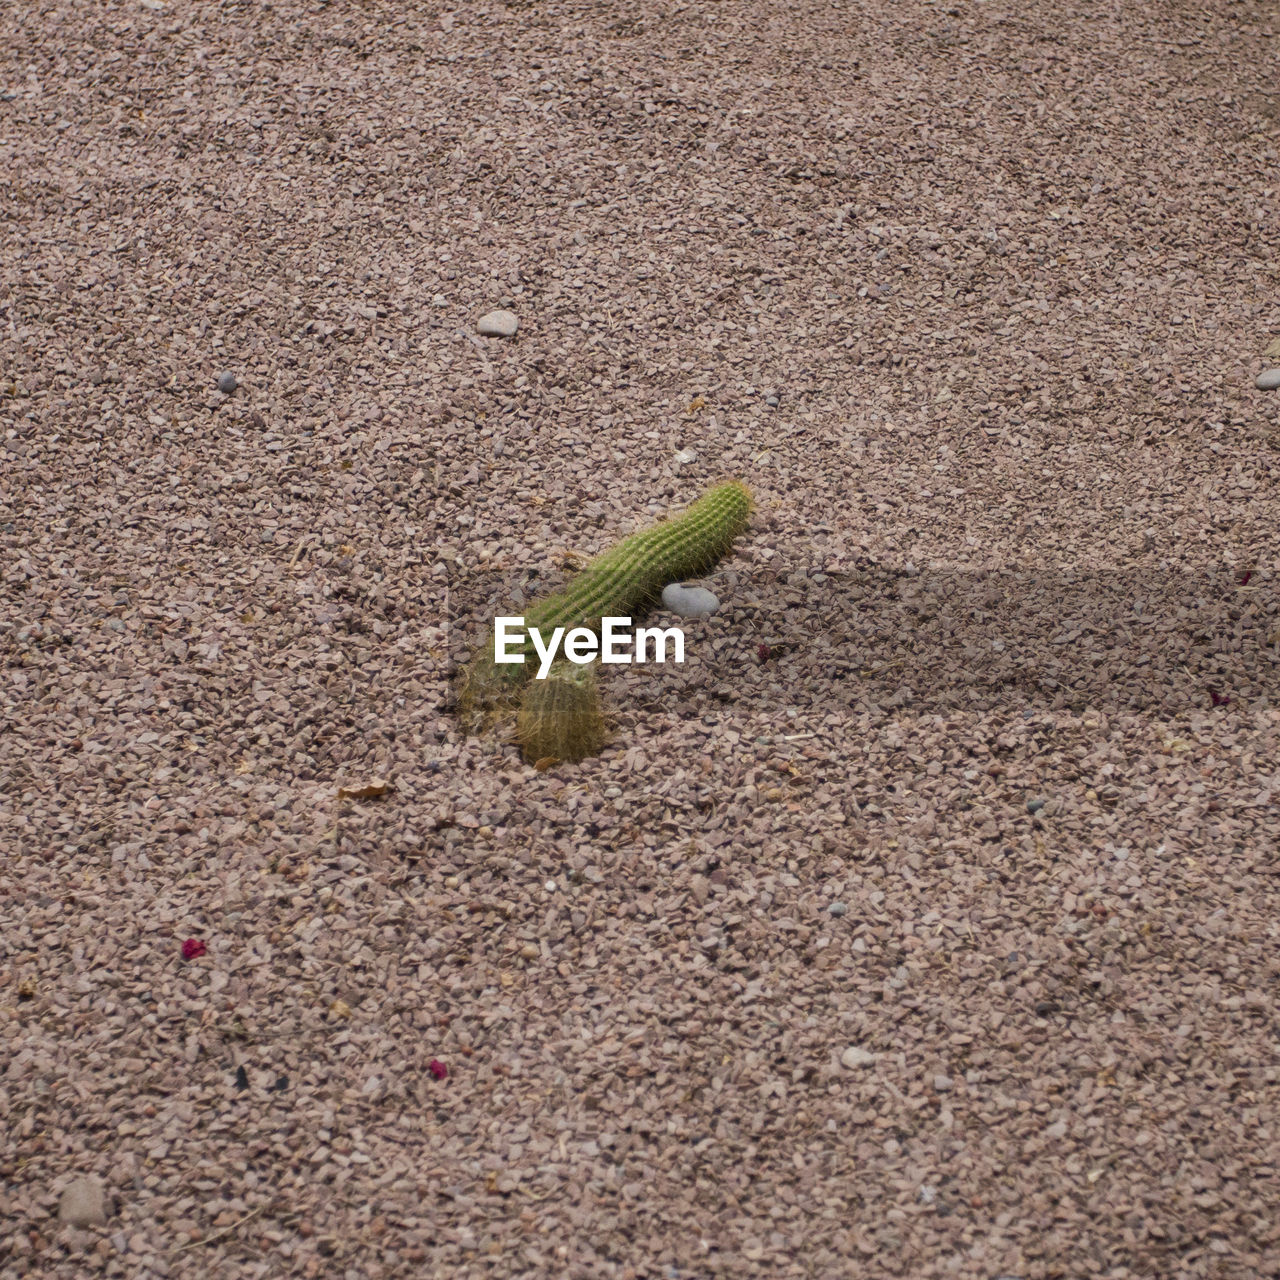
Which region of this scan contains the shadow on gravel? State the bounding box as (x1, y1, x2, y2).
(446, 565, 1279, 718)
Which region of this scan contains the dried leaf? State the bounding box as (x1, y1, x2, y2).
(337, 778, 390, 799)
(687, 394, 707, 412)
(1264, 337, 1280, 359)
(532, 756, 560, 772)
(329, 999, 352, 1019)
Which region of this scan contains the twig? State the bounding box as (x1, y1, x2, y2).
(169, 1202, 269, 1255)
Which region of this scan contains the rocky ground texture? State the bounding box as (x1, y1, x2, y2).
(3, 0, 1280, 1277)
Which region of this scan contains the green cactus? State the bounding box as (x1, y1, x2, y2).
(522, 479, 750, 643)
(516, 661, 606, 764)
(458, 479, 752, 748)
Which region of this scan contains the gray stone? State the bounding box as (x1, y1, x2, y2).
(1026, 797, 1045, 814)
(661, 583, 719, 618)
(1256, 368, 1280, 391)
(59, 1176, 107, 1227)
(933, 1073, 955, 1092)
(673, 447, 697, 465)
(477, 309, 519, 337)
(216, 371, 237, 394)
(765, 395, 779, 407)
(827, 901, 848, 916)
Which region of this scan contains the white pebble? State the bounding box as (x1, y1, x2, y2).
(477, 309, 519, 337)
(841, 1045, 878, 1069)
(1256, 368, 1280, 390)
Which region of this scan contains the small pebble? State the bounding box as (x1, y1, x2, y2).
(918, 1185, 937, 1205)
(827, 901, 848, 916)
(765, 395, 780, 407)
(58, 1176, 107, 1227)
(661, 583, 720, 618)
(841, 1045, 878, 1069)
(933, 1073, 955, 1092)
(216, 371, 237, 394)
(476, 309, 519, 337)
(1255, 368, 1280, 390)
(1026, 797, 1045, 814)
(673, 447, 697, 465)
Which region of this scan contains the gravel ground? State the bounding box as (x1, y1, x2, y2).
(3, 0, 1280, 1277)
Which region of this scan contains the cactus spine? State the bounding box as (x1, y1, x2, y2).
(516, 661, 606, 763)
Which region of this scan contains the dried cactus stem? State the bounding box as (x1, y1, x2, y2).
(516, 661, 606, 764)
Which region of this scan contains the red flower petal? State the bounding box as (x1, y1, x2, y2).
(428, 1059, 448, 1080)
(181, 938, 207, 960)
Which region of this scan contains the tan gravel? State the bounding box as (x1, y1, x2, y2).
(3, 0, 1280, 1277)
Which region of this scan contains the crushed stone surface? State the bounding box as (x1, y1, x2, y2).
(3, 0, 1280, 1277)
